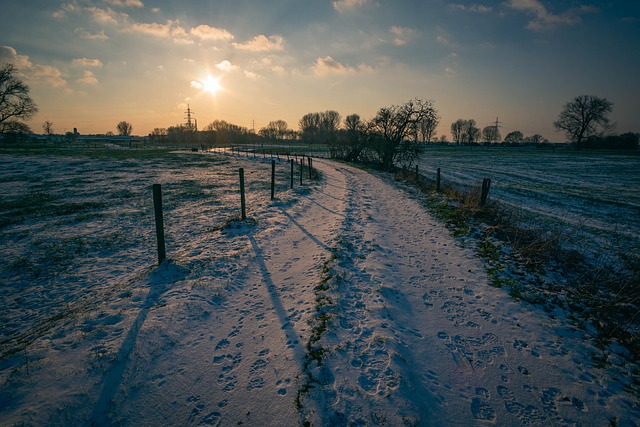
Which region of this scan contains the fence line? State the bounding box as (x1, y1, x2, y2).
(152, 151, 317, 264)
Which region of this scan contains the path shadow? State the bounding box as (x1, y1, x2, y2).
(90, 261, 189, 426)
(279, 209, 333, 252)
(248, 237, 306, 367)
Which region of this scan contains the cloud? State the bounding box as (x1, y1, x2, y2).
(390, 26, 418, 46)
(72, 58, 103, 68)
(450, 3, 492, 13)
(312, 56, 373, 76)
(506, 0, 597, 31)
(232, 35, 284, 52)
(190, 25, 234, 41)
(76, 70, 99, 85)
(104, 0, 144, 7)
(215, 60, 238, 72)
(86, 7, 128, 25)
(0, 46, 67, 88)
(190, 80, 203, 89)
(244, 70, 260, 79)
(129, 19, 192, 43)
(333, 0, 368, 13)
(75, 28, 109, 41)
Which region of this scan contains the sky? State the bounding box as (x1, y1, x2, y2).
(1, 0, 638, 141)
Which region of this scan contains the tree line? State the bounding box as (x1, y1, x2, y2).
(1, 62, 638, 162)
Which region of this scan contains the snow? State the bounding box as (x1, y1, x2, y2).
(1, 150, 638, 426)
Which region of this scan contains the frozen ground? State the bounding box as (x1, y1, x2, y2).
(415, 146, 640, 266)
(0, 149, 638, 426)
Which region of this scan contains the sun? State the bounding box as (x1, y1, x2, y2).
(202, 75, 221, 95)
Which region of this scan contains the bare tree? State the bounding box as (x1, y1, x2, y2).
(260, 120, 290, 140)
(416, 110, 440, 143)
(367, 98, 438, 170)
(503, 130, 524, 144)
(553, 95, 613, 148)
(299, 112, 321, 144)
(0, 63, 38, 134)
(333, 113, 366, 161)
(464, 119, 480, 143)
(116, 121, 133, 136)
(42, 120, 54, 136)
(450, 119, 466, 144)
(482, 125, 501, 144)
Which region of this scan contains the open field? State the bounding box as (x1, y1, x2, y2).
(415, 146, 640, 269)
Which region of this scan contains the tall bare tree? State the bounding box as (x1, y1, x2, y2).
(0, 63, 38, 134)
(450, 119, 466, 144)
(116, 121, 133, 136)
(553, 95, 613, 148)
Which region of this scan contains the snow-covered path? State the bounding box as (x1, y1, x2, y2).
(2, 155, 638, 426)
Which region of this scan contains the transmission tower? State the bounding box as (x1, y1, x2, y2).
(185, 105, 196, 131)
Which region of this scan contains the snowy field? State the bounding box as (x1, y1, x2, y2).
(415, 146, 640, 267)
(1, 148, 639, 426)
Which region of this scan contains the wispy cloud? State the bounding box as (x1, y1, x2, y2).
(104, 0, 144, 8)
(332, 0, 369, 13)
(312, 56, 372, 76)
(190, 25, 234, 41)
(390, 26, 419, 46)
(450, 3, 492, 13)
(75, 28, 109, 41)
(72, 58, 103, 68)
(76, 70, 99, 85)
(232, 35, 284, 52)
(506, 0, 597, 31)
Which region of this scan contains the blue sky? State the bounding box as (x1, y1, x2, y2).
(1, 0, 638, 140)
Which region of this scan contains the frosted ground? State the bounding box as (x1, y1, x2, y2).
(0, 148, 638, 426)
(415, 146, 640, 267)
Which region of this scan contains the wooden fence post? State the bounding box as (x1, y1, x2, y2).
(290, 159, 294, 189)
(480, 178, 491, 207)
(436, 168, 441, 192)
(271, 160, 276, 200)
(300, 158, 303, 185)
(152, 184, 166, 264)
(239, 168, 247, 220)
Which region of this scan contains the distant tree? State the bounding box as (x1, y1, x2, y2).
(367, 98, 437, 170)
(42, 120, 54, 137)
(2, 120, 32, 142)
(333, 113, 366, 161)
(0, 63, 38, 134)
(504, 131, 524, 144)
(299, 110, 341, 144)
(299, 112, 321, 144)
(482, 125, 501, 144)
(524, 134, 548, 144)
(116, 120, 133, 136)
(319, 110, 341, 145)
(416, 109, 440, 143)
(464, 119, 480, 143)
(450, 119, 465, 144)
(553, 95, 613, 148)
(259, 120, 289, 141)
(439, 134, 449, 143)
(149, 127, 168, 143)
(203, 120, 250, 145)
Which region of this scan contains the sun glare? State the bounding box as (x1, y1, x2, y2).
(202, 75, 221, 95)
